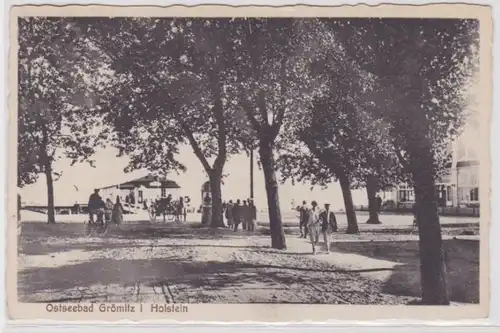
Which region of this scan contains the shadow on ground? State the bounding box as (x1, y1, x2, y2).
(18, 222, 479, 304)
(257, 226, 479, 237)
(330, 239, 479, 303)
(18, 256, 407, 304)
(19, 222, 253, 256)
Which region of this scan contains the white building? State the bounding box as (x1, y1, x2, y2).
(383, 113, 480, 208)
(98, 173, 182, 207)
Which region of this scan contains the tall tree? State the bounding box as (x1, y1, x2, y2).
(80, 18, 251, 227)
(276, 22, 401, 232)
(18, 17, 110, 223)
(331, 18, 479, 304)
(224, 19, 328, 249)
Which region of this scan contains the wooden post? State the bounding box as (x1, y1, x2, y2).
(250, 149, 254, 200)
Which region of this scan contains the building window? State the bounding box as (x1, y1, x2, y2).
(446, 186, 452, 201)
(458, 187, 479, 202)
(436, 185, 448, 207)
(470, 188, 479, 201)
(138, 190, 143, 203)
(161, 188, 166, 197)
(398, 184, 415, 202)
(398, 188, 414, 202)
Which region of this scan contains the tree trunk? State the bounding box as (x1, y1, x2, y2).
(209, 169, 225, 228)
(44, 159, 56, 224)
(411, 153, 449, 305)
(338, 172, 359, 234)
(366, 175, 381, 224)
(259, 140, 286, 249)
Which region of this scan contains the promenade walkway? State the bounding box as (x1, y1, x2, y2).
(18, 221, 479, 305)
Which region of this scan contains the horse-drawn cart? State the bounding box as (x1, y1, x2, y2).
(148, 198, 184, 223)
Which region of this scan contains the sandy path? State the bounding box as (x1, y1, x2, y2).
(18, 222, 477, 304)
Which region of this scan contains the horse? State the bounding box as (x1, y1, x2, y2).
(149, 198, 183, 223)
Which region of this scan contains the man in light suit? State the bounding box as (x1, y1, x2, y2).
(320, 203, 337, 254)
(307, 201, 321, 254)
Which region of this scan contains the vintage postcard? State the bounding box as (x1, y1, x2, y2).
(8, 3, 492, 322)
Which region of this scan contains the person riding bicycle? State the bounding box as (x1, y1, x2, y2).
(88, 189, 105, 223)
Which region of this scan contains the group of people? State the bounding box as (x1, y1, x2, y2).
(297, 200, 338, 255)
(145, 194, 187, 222)
(223, 199, 257, 232)
(88, 189, 124, 225)
(143, 194, 173, 210)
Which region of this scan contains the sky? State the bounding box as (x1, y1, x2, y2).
(19, 143, 369, 211)
(20, 96, 482, 211)
(18, 77, 482, 211)
(18, 26, 482, 212)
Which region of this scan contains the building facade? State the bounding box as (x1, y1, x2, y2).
(382, 114, 480, 208)
(98, 174, 182, 207)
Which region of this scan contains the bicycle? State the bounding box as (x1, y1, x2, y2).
(83, 209, 110, 237)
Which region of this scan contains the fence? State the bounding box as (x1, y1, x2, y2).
(354, 205, 480, 217)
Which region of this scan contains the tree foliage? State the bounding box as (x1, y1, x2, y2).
(220, 18, 337, 248)
(330, 18, 479, 175)
(275, 21, 403, 230)
(18, 18, 111, 182)
(329, 18, 480, 304)
(18, 17, 112, 222)
(77, 18, 258, 227)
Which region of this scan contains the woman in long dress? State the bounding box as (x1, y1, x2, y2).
(104, 198, 114, 224)
(178, 196, 185, 222)
(112, 196, 124, 226)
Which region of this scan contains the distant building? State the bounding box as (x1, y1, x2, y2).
(21, 174, 183, 216)
(97, 173, 182, 205)
(382, 113, 480, 208)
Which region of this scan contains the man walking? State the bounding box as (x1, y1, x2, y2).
(320, 203, 337, 254)
(233, 199, 242, 231)
(242, 200, 249, 231)
(299, 200, 310, 238)
(248, 199, 257, 232)
(225, 200, 234, 228)
(307, 201, 321, 254)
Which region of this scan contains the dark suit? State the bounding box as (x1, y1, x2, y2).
(232, 204, 242, 231)
(319, 209, 337, 253)
(88, 193, 105, 223)
(299, 205, 309, 238)
(320, 209, 337, 233)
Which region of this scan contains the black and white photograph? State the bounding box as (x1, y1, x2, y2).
(9, 3, 491, 321)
